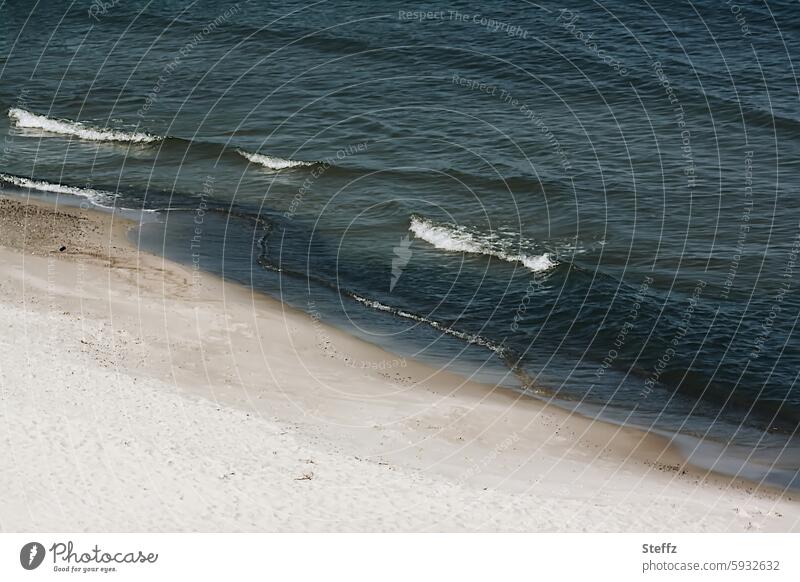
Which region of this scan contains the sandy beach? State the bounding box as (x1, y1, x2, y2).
(0, 194, 797, 532)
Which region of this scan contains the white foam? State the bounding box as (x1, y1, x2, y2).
(8, 108, 159, 144)
(237, 149, 314, 170)
(0, 174, 160, 216)
(348, 292, 507, 356)
(0, 173, 119, 207)
(409, 216, 557, 273)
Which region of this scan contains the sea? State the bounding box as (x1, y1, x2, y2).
(1, 0, 800, 489)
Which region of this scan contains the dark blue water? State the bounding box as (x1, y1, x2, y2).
(2, 0, 800, 488)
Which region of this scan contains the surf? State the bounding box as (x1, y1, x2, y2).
(0, 173, 157, 212)
(236, 149, 316, 170)
(409, 215, 557, 273)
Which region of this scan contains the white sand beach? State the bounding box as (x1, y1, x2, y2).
(0, 195, 797, 532)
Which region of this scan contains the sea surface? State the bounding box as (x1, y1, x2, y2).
(2, 0, 800, 489)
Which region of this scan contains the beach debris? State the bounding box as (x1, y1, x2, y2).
(295, 471, 314, 481)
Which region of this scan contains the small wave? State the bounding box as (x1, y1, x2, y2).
(237, 149, 315, 170)
(0, 173, 117, 207)
(254, 232, 509, 359)
(346, 292, 508, 357)
(0, 173, 155, 213)
(409, 215, 557, 273)
(8, 108, 159, 144)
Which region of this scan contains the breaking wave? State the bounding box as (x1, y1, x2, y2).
(8, 108, 160, 144)
(409, 215, 557, 273)
(237, 148, 316, 170)
(347, 291, 509, 357)
(0, 173, 155, 212)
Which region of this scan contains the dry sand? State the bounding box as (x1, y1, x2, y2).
(0, 194, 797, 532)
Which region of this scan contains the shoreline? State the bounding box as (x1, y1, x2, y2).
(0, 192, 797, 532)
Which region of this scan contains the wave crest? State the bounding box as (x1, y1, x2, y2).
(348, 292, 508, 356)
(0, 173, 117, 207)
(8, 108, 159, 144)
(0, 173, 156, 213)
(237, 149, 315, 170)
(409, 215, 556, 273)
